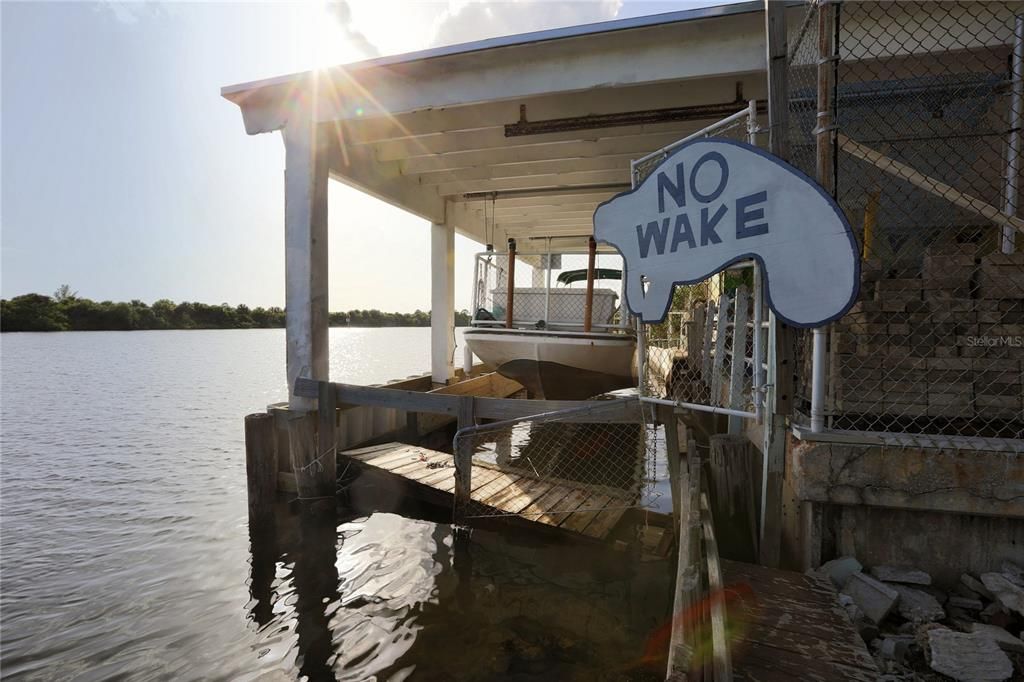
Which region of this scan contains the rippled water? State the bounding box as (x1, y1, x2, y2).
(1, 329, 670, 680)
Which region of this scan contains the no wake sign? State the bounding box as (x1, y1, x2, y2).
(593, 138, 859, 328)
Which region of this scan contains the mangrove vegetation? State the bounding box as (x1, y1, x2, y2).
(1, 286, 471, 332)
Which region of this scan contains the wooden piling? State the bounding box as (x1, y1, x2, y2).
(318, 380, 338, 488)
(453, 396, 476, 524)
(667, 439, 703, 680)
(287, 411, 332, 502)
(245, 412, 278, 524)
(583, 236, 597, 332)
(659, 405, 683, 533)
(505, 238, 516, 328)
(708, 434, 761, 563)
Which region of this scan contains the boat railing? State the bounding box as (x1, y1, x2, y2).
(468, 319, 631, 332)
(471, 242, 631, 334)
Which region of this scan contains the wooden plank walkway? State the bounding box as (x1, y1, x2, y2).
(341, 442, 632, 540)
(722, 559, 878, 682)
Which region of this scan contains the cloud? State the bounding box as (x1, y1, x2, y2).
(325, 1, 381, 58)
(429, 0, 623, 49)
(93, 1, 173, 25)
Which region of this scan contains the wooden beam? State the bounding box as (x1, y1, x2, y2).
(414, 154, 636, 185)
(401, 130, 702, 172)
(456, 190, 617, 208)
(431, 169, 629, 198)
(293, 377, 642, 422)
(381, 121, 702, 163)
(346, 75, 759, 144)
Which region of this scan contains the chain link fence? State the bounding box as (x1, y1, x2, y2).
(637, 108, 767, 417)
(451, 401, 661, 533)
(788, 1, 1023, 448)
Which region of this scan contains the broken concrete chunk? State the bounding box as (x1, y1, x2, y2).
(843, 572, 899, 624)
(968, 623, 1024, 654)
(947, 596, 983, 611)
(870, 565, 932, 586)
(961, 573, 995, 601)
(892, 584, 945, 622)
(981, 601, 1012, 627)
(1000, 560, 1024, 587)
(819, 555, 862, 589)
(878, 635, 910, 663)
(981, 572, 1024, 617)
(928, 629, 1013, 681)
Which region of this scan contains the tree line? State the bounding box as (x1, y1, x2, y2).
(1, 286, 471, 332)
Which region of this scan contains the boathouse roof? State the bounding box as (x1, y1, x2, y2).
(221, 1, 775, 246)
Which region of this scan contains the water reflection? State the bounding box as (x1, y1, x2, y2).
(247, 501, 671, 681)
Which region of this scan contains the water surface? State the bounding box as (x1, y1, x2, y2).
(1, 329, 670, 680)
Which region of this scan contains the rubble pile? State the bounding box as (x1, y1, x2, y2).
(813, 557, 1024, 681)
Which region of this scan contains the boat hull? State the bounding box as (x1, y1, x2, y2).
(463, 328, 637, 400)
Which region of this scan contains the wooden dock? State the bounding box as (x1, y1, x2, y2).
(341, 442, 633, 541)
(723, 560, 878, 682)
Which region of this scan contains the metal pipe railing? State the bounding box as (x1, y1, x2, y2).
(1001, 13, 1023, 254)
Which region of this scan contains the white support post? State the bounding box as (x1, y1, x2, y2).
(810, 326, 827, 432)
(283, 114, 329, 410)
(727, 286, 750, 434)
(752, 264, 765, 423)
(431, 220, 456, 385)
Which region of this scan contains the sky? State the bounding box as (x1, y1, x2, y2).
(2, 0, 738, 313)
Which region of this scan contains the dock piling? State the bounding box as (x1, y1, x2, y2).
(244, 412, 278, 525)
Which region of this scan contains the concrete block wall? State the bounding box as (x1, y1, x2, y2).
(783, 438, 1024, 584)
(824, 244, 1024, 426)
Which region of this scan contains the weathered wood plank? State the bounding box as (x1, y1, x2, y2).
(486, 477, 556, 514)
(389, 452, 450, 477)
(517, 484, 576, 520)
(534, 487, 591, 526)
(729, 640, 877, 682)
(667, 440, 702, 681)
(344, 442, 406, 458)
(472, 470, 518, 496)
(581, 506, 627, 539)
(559, 493, 613, 533)
(701, 492, 733, 681)
(340, 442, 629, 539)
(362, 446, 426, 469)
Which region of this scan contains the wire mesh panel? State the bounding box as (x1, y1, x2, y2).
(451, 401, 660, 529)
(635, 109, 767, 416)
(789, 1, 1024, 447)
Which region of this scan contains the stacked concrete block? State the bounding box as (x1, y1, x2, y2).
(827, 241, 1023, 427)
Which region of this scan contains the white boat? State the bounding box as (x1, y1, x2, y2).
(464, 245, 637, 400)
(463, 326, 636, 400)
